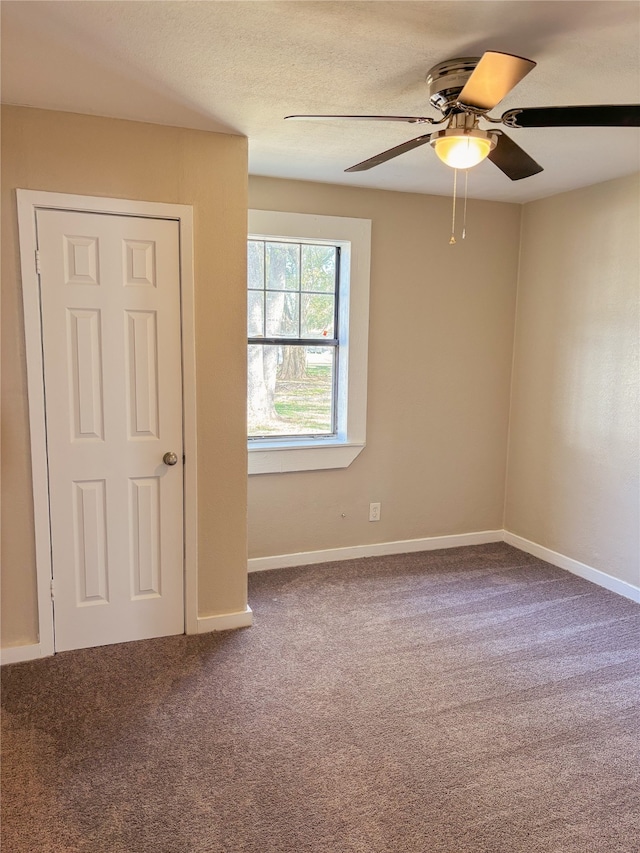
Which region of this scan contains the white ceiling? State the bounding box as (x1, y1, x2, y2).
(2, 1, 639, 203)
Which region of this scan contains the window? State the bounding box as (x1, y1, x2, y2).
(248, 240, 339, 439)
(247, 210, 371, 475)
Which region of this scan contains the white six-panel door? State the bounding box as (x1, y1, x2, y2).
(36, 209, 184, 652)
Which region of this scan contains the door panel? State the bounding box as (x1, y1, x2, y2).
(36, 209, 184, 652)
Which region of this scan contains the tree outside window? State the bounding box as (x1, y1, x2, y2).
(248, 240, 339, 438)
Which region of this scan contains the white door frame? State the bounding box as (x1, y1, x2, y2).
(16, 190, 198, 659)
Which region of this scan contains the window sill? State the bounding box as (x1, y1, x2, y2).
(248, 441, 365, 474)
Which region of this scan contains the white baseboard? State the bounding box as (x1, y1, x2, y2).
(1, 642, 47, 666)
(504, 531, 640, 603)
(4, 532, 635, 663)
(250, 530, 640, 604)
(197, 606, 253, 634)
(248, 530, 504, 573)
(2, 608, 254, 664)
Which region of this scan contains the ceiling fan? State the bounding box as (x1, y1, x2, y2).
(285, 51, 640, 180)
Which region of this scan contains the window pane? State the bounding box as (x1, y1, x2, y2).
(266, 243, 299, 291)
(248, 345, 335, 437)
(248, 241, 264, 290)
(266, 291, 299, 337)
(248, 291, 264, 337)
(301, 244, 336, 293)
(301, 294, 335, 338)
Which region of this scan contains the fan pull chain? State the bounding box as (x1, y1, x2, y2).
(462, 169, 469, 240)
(449, 168, 458, 244)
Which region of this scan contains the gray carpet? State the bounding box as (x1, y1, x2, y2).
(2, 543, 639, 852)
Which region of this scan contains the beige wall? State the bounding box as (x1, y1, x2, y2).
(505, 174, 640, 586)
(1, 106, 249, 647)
(247, 177, 522, 558)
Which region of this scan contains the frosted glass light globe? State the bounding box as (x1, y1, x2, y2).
(433, 135, 493, 169)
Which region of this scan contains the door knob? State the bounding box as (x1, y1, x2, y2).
(163, 452, 178, 466)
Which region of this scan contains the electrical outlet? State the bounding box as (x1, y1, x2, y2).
(369, 502, 381, 522)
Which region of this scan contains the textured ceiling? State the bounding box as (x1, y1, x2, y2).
(2, 1, 639, 202)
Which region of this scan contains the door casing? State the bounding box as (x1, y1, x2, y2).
(17, 190, 198, 656)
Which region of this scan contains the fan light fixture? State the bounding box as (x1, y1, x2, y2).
(430, 128, 498, 169)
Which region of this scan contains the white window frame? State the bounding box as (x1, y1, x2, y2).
(248, 210, 371, 475)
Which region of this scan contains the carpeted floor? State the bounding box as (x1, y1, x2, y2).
(2, 542, 639, 852)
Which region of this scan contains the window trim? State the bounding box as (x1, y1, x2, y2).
(247, 210, 371, 475)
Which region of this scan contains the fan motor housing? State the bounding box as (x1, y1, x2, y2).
(426, 57, 481, 112)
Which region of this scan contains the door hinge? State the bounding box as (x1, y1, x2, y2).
(183, 454, 186, 464)
(35, 250, 41, 276)
(50, 578, 55, 601)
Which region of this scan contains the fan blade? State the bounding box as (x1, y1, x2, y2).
(345, 134, 432, 172)
(501, 105, 640, 128)
(488, 132, 543, 181)
(285, 114, 439, 124)
(458, 51, 536, 111)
